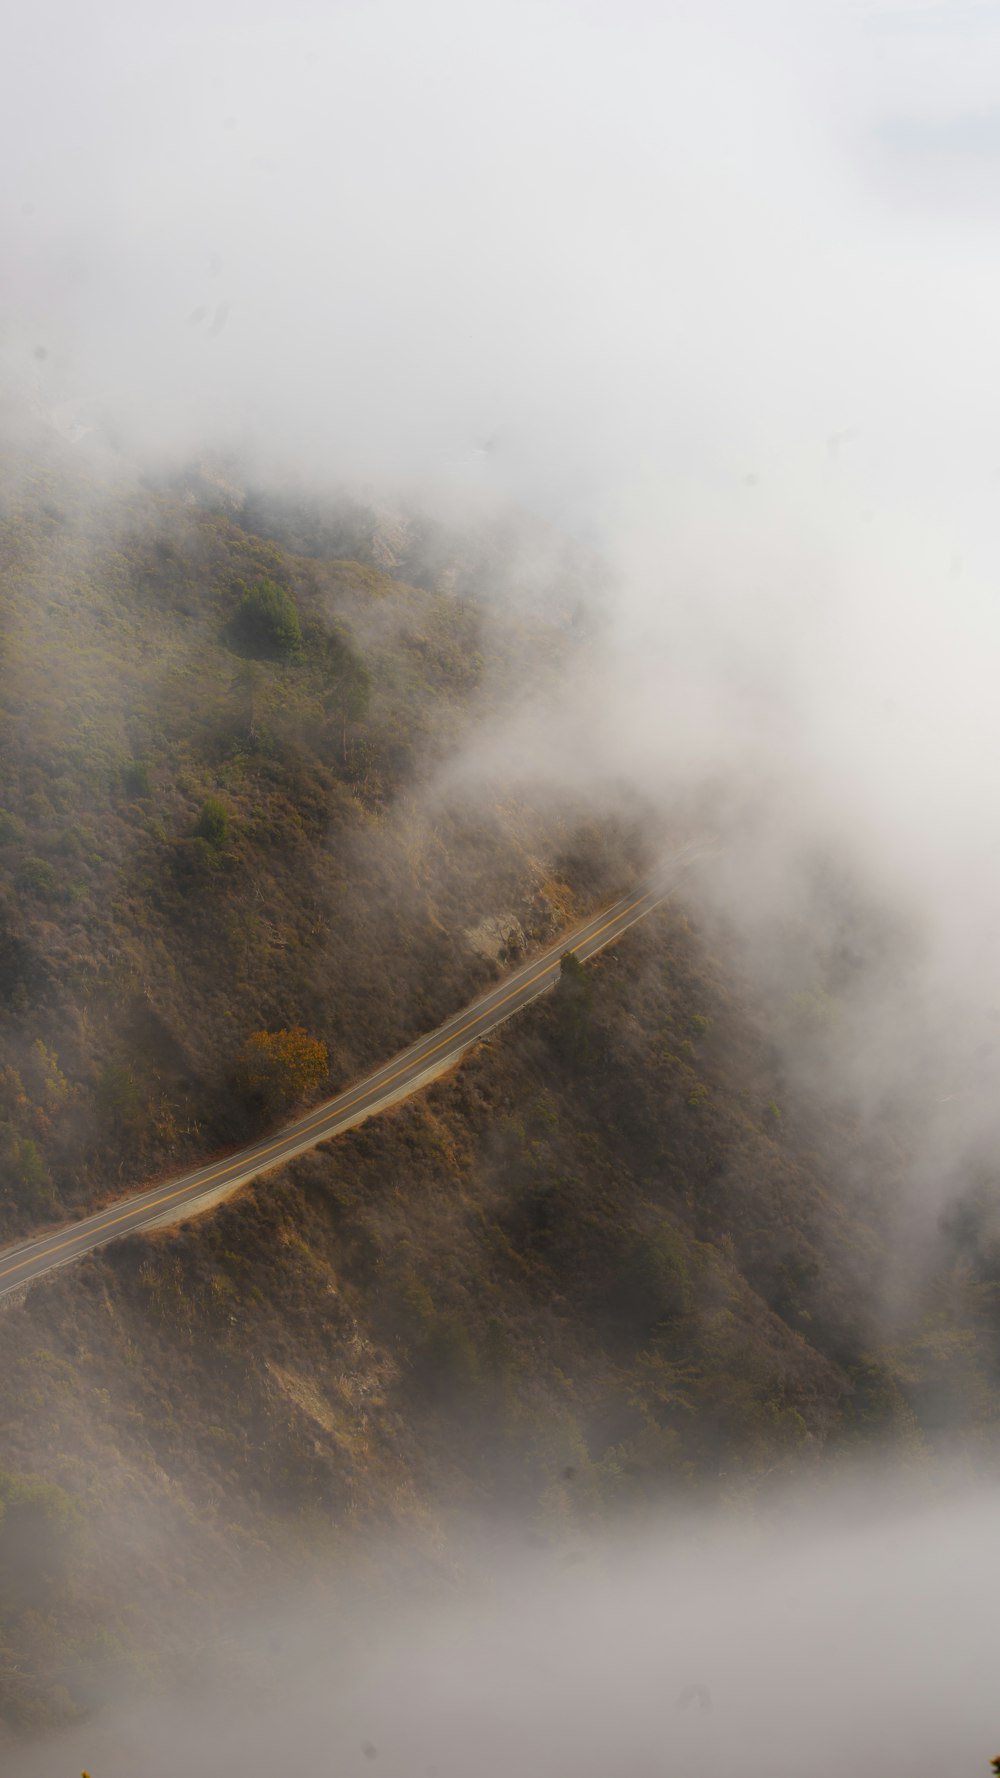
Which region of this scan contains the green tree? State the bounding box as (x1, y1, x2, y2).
(319, 627, 372, 760)
(228, 578, 302, 661)
(236, 1027, 328, 1114)
(94, 1063, 141, 1134)
(193, 797, 230, 847)
(0, 1467, 85, 1618)
(230, 658, 263, 749)
(16, 856, 60, 900)
(0, 1124, 53, 1215)
(551, 950, 593, 1062)
(120, 759, 151, 799)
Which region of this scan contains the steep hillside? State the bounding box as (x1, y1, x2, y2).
(2, 441, 999, 1745)
(0, 438, 636, 1239)
(1, 902, 998, 1736)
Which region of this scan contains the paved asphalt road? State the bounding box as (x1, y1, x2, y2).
(0, 849, 702, 1303)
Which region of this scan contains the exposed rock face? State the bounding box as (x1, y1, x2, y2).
(464, 912, 528, 962)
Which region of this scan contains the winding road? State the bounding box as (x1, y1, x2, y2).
(0, 849, 702, 1303)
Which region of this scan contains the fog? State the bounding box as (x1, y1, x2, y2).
(5, 0, 1000, 1765)
(9, 1, 1000, 1016)
(12, 1475, 1000, 1777)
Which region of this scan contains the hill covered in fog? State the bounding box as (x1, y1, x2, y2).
(0, 438, 611, 1238)
(0, 444, 998, 1738)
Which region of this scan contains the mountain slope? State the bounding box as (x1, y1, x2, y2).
(0, 897, 997, 1734)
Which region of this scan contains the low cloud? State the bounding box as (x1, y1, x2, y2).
(14, 1474, 1000, 1778)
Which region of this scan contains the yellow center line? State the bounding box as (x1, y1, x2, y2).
(0, 888, 657, 1285)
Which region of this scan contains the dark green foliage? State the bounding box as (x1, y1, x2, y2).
(606, 1225, 691, 1347)
(0, 1125, 53, 1215)
(94, 1063, 141, 1133)
(227, 578, 303, 661)
(316, 624, 372, 756)
(16, 855, 60, 900)
(0, 928, 45, 1002)
(551, 949, 593, 1061)
(170, 834, 226, 894)
(396, 1272, 481, 1402)
(120, 759, 151, 800)
(193, 797, 230, 847)
(0, 810, 25, 846)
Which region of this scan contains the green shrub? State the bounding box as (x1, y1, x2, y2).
(193, 797, 230, 847)
(94, 1064, 141, 1133)
(0, 810, 25, 846)
(24, 790, 54, 825)
(0, 1468, 86, 1617)
(0, 1125, 54, 1215)
(54, 826, 85, 857)
(16, 856, 60, 900)
(608, 1226, 691, 1344)
(228, 578, 302, 661)
(551, 950, 593, 1062)
(120, 759, 152, 799)
(170, 834, 224, 892)
(316, 625, 372, 752)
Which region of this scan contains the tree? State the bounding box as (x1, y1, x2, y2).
(235, 1027, 328, 1114)
(16, 856, 60, 901)
(193, 797, 230, 847)
(551, 950, 593, 1062)
(227, 578, 302, 661)
(120, 759, 151, 799)
(0, 1124, 53, 1215)
(318, 627, 372, 760)
(94, 1064, 141, 1135)
(0, 1466, 85, 1615)
(230, 658, 263, 749)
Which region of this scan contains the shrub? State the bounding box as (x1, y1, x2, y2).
(94, 1064, 141, 1133)
(0, 1468, 86, 1617)
(228, 578, 302, 661)
(120, 759, 152, 800)
(0, 1124, 54, 1215)
(193, 797, 230, 847)
(317, 626, 372, 755)
(171, 834, 226, 893)
(235, 1027, 328, 1113)
(551, 950, 593, 1062)
(16, 856, 60, 900)
(606, 1226, 691, 1345)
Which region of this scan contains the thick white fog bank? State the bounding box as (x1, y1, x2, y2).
(7, 0, 1000, 501)
(9, 0, 1000, 957)
(15, 1481, 1000, 1777)
(8, 4, 1000, 1185)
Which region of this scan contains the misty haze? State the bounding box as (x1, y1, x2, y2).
(2, 0, 1000, 1773)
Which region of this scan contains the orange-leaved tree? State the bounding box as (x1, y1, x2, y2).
(235, 1027, 328, 1114)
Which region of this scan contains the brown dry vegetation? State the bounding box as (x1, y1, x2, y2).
(1, 910, 999, 1734)
(1, 439, 999, 1741)
(0, 439, 630, 1238)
